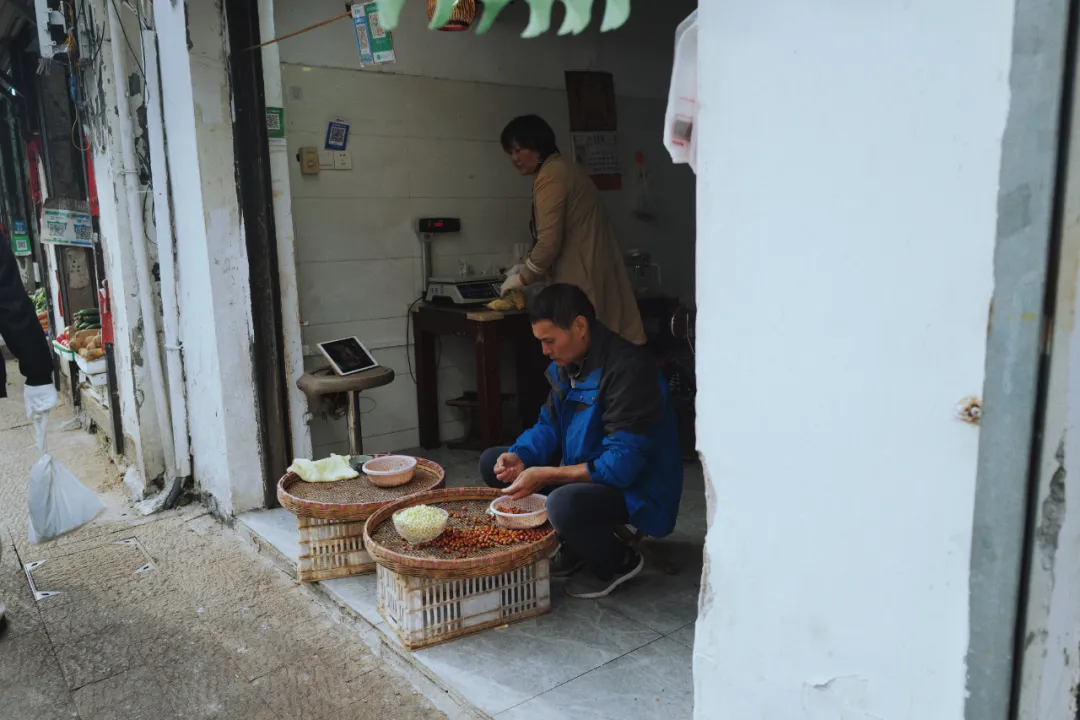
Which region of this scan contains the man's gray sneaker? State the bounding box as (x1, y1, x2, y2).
(566, 551, 644, 599)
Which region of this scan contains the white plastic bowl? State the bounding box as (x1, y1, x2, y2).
(393, 505, 449, 545)
(489, 494, 548, 529)
(362, 455, 417, 488)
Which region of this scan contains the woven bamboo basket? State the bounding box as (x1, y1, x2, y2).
(363, 487, 557, 580)
(277, 457, 445, 582)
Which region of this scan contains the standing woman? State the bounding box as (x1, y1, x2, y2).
(500, 115, 646, 346)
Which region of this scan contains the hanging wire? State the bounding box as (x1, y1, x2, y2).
(107, 0, 145, 77)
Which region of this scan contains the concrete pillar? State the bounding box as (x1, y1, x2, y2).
(153, 0, 264, 514)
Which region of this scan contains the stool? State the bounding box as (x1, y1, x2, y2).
(614, 525, 678, 576)
(296, 365, 395, 455)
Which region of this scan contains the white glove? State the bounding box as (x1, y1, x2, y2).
(25, 383, 58, 419)
(506, 263, 525, 276)
(501, 274, 524, 295)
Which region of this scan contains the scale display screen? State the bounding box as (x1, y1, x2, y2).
(457, 282, 500, 300)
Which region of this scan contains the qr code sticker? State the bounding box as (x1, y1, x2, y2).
(328, 125, 347, 147)
(75, 226, 92, 241)
(672, 116, 693, 146)
(265, 112, 281, 131)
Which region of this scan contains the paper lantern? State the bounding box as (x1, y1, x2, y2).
(427, 0, 476, 32)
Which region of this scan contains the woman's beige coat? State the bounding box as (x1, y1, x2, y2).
(520, 154, 646, 345)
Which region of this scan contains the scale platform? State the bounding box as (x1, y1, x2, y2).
(425, 277, 503, 306)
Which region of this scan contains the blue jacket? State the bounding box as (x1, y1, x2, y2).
(510, 323, 683, 537)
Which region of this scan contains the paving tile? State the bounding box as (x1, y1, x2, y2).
(72, 665, 171, 720)
(0, 551, 43, 640)
(668, 622, 696, 650)
(320, 574, 381, 625)
(497, 638, 694, 720)
(53, 624, 134, 690)
(252, 659, 379, 718)
(412, 594, 659, 716)
(237, 508, 301, 564)
(206, 596, 379, 682)
(0, 629, 80, 720)
(150, 635, 276, 720)
(596, 544, 702, 635)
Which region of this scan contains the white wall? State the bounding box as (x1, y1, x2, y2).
(275, 0, 695, 456)
(692, 1, 1014, 717)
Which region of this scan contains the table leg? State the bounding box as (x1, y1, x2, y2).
(414, 323, 440, 449)
(347, 391, 364, 455)
(475, 321, 502, 449)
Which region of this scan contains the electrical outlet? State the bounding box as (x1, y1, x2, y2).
(333, 151, 352, 170)
(318, 150, 334, 169)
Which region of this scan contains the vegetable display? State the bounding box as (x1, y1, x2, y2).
(72, 308, 101, 331)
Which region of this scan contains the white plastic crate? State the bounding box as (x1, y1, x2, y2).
(378, 558, 551, 649)
(296, 516, 376, 582)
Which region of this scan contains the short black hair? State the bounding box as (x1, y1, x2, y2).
(529, 284, 596, 329)
(500, 115, 559, 157)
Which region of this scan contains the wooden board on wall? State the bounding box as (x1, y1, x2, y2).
(564, 70, 621, 191)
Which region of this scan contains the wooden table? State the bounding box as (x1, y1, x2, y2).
(412, 303, 548, 450)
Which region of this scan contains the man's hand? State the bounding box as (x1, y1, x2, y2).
(502, 467, 551, 501)
(24, 383, 57, 419)
(493, 452, 525, 484)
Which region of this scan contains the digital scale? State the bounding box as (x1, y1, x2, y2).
(416, 217, 507, 306)
(425, 277, 502, 305)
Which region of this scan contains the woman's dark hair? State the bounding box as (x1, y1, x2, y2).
(500, 115, 559, 157)
(529, 284, 596, 329)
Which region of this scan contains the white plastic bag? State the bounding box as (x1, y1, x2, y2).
(27, 413, 104, 543)
(663, 10, 699, 170)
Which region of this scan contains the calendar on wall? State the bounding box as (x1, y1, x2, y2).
(571, 132, 621, 177)
(565, 71, 621, 191)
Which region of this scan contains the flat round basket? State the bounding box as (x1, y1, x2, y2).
(277, 456, 445, 521)
(364, 487, 557, 579)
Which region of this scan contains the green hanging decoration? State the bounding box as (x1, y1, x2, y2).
(521, 0, 555, 38)
(599, 0, 630, 32)
(473, 0, 512, 34)
(372, 0, 633, 37)
(558, 0, 593, 35)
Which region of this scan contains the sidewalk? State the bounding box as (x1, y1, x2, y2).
(0, 366, 444, 720)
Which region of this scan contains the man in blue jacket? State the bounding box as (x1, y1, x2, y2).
(480, 284, 683, 599)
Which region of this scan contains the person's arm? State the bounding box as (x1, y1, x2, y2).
(0, 238, 52, 387)
(519, 170, 567, 285)
(502, 358, 663, 499)
(588, 358, 663, 489)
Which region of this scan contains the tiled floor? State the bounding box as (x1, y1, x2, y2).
(241, 449, 704, 720)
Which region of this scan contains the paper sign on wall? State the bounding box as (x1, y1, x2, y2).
(325, 118, 350, 151)
(12, 220, 31, 257)
(571, 131, 622, 187)
(352, 3, 395, 67)
(41, 208, 92, 248)
(266, 107, 286, 147)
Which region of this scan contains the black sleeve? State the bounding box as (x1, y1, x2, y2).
(600, 354, 663, 437)
(0, 238, 53, 387)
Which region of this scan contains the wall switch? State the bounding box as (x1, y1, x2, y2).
(318, 150, 334, 169)
(298, 146, 320, 175)
(333, 150, 352, 170)
(303, 345, 311, 356)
